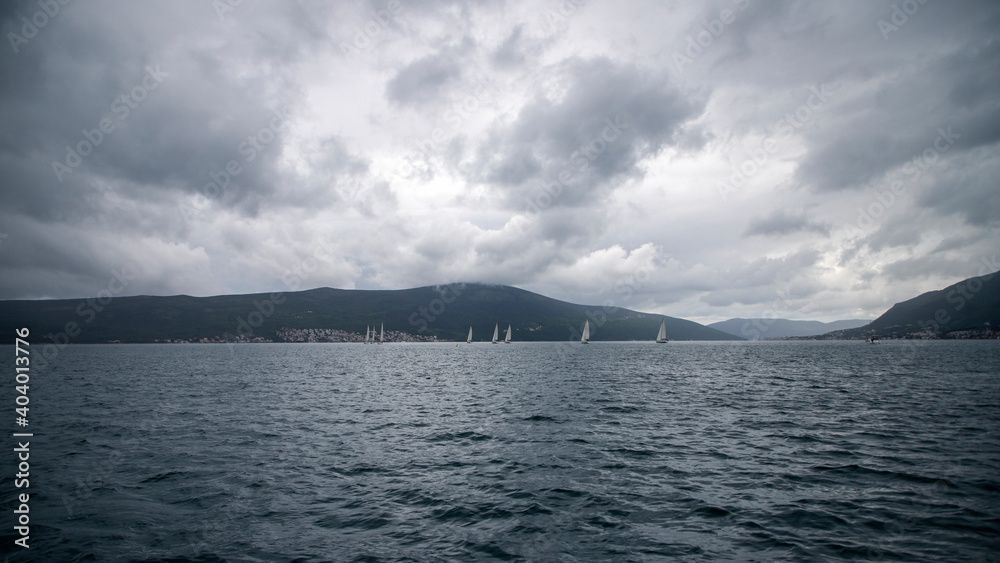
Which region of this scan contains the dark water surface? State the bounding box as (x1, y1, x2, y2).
(3, 341, 999, 561)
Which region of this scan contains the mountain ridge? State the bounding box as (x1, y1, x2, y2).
(823, 269, 1000, 339)
(709, 318, 870, 340)
(0, 283, 741, 344)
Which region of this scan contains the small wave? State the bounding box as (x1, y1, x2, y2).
(600, 405, 641, 413)
(329, 464, 390, 477)
(469, 541, 518, 560)
(140, 470, 189, 483)
(971, 480, 1000, 493)
(608, 447, 657, 457)
(425, 430, 492, 443)
(810, 464, 958, 486)
(774, 507, 851, 530)
(431, 504, 506, 522)
(544, 487, 587, 498)
(695, 505, 732, 518)
(517, 502, 553, 516)
(586, 515, 625, 528)
(522, 414, 559, 422)
(316, 514, 392, 530)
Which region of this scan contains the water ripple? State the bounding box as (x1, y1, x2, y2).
(10, 340, 1000, 561)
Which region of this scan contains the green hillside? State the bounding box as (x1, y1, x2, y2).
(828, 270, 1000, 339)
(0, 283, 740, 344)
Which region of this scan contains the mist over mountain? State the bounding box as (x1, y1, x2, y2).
(708, 318, 870, 340)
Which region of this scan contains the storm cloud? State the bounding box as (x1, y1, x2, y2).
(0, 0, 997, 324)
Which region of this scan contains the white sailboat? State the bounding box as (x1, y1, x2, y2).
(379, 322, 384, 344)
(504, 324, 512, 343)
(365, 325, 370, 344)
(467, 326, 473, 344)
(656, 319, 668, 343)
(581, 319, 590, 344)
(491, 324, 499, 344)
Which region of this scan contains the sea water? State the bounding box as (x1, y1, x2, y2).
(3, 340, 999, 561)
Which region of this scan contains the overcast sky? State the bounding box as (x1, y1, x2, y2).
(0, 0, 997, 323)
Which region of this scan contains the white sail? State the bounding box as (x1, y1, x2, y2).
(365, 325, 370, 344)
(504, 324, 511, 343)
(467, 326, 473, 343)
(380, 322, 384, 344)
(656, 319, 668, 343)
(581, 319, 590, 343)
(492, 324, 499, 343)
